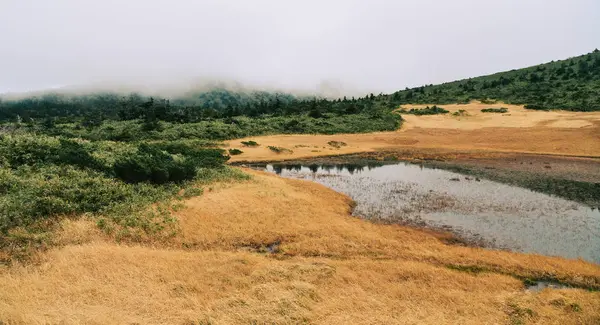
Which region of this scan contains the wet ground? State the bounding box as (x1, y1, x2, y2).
(253, 162, 600, 264)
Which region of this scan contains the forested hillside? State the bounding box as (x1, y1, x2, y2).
(387, 49, 600, 111)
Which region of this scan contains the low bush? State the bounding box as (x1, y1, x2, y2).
(113, 144, 198, 184)
(402, 105, 449, 115)
(481, 107, 508, 113)
(145, 142, 229, 168)
(0, 134, 106, 171)
(0, 134, 240, 241)
(480, 99, 498, 104)
(0, 165, 174, 234)
(241, 140, 260, 147)
(524, 104, 549, 110)
(228, 148, 243, 155)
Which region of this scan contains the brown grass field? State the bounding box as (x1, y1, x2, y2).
(1, 102, 600, 324)
(227, 102, 600, 162)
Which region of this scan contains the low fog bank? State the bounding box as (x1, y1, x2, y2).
(0, 77, 374, 101)
(3, 1, 598, 102)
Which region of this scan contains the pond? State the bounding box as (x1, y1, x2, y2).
(255, 162, 600, 264)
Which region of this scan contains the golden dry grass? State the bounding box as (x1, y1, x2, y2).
(1, 170, 599, 324)
(399, 102, 600, 130)
(226, 101, 600, 162)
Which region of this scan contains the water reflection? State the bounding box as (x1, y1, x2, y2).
(254, 162, 600, 264)
(269, 162, 384, 175)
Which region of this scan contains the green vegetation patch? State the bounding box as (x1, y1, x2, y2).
(480, 99, 498, 104)
(228, 148, 244, 155)
(241, 140, 260, 147)
(0, 132, 250, 262)
(400, 105, 449, 115)
(481, 107, 508, 113)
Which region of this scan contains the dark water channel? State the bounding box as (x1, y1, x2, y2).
(255, 162, 600, 264)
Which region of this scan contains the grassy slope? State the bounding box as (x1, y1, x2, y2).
(1, 170, 599, 324)
(387, 50, 600, 111)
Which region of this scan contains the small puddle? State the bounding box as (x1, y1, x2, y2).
(525, 281, 572, 292)
(254, 162, 600, 264)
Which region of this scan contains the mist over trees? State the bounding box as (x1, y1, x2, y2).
(0, 88, 389, 124)
(1, 49, 598, 128)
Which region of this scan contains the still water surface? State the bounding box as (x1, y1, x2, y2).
(257, 162, 600, 264)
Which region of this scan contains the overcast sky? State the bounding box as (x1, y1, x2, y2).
(1, 0, 598, 96)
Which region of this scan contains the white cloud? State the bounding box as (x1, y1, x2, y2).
(0, 0, 598, 95)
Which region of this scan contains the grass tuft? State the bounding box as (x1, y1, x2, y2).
(327, 141, 347, 149)
(268, 146, 293, 154)
(481, 107, 508, 113)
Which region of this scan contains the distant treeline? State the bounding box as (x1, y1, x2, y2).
(0, 90, 391, 125)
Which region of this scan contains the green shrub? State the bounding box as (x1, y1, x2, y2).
(228, 148, 243, 155)
(241, 140, 260, 147)
(481, 107, 508, 113)
(524, 104, 549, 110)
(144, 142, 229, 168)
(113, 144, 197, 184)
(0, 165, 172, 234)
(112, 143, 228, 185)
(0, 133, 239, 245)
(308, 109, 323, 118)
(480, 99, 498, 104)
(0, 135, 103, 171)
(283, 119, 305, 133)
(402, 105, 449, 115)
(0, 134, 60, 166)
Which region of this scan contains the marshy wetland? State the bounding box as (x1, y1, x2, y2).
(252, 157, 600, 264)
